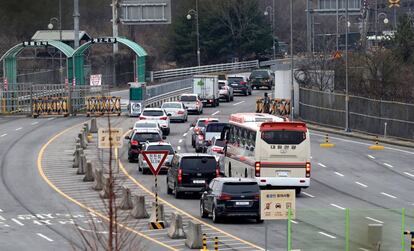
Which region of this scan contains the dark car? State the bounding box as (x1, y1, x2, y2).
(200, 177, 262, 223)
(125, 129, 165, 162)
(249, 70, 274, 90)
(227, 76, 252, 96)
(166, 154, 219, 198)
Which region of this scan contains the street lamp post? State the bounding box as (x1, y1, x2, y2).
(375, 12, 389, 46)
(345, 0, 350, 132)
(264, 0, 276, 60)
(48, 5, 63, 85)
(187, 0, 200, 67)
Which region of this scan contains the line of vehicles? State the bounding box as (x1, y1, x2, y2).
(125, 70, 310, 223)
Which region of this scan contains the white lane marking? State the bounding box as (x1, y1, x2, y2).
(183, 133, 187, 137)
(330, 203, 346, 210)
(310, 156, 313, 159)
(290, 220, 298, 224)
(381, 192, 397, 199)
(359, 248, 370, 251)
(302, 192, 315, 198)
(177, 146, 181, 151)
(0, 134, 6, 137)
(15, 127, 22, 131)
(383, 163, 393, 168)
(0, 209, 2, 212)
(0, 215, 5, 221)
(312, 132, 414, 155)
(367, 154, 375, 159)
(365, 216, 384, 224)
(36, 233, 54, 242)
(47, 117, 54, 120)
(404, 172, 414, 178)
(233, 101, 245, 106)
(318, 231, 336, 239)
(212, 111, 220, 116)
(334, 172, 344, 177)
(317, 162, 326, 168)
(11, 218, 24, 226)
(178, 139, 183, 144)
(31, 122, 38, 125)
(355, 181, 368, 188)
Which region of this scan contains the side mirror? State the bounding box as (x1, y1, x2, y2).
(167, 113, 172, 116)
(162, 136, 167, 140)
(124, 135, 130, 140)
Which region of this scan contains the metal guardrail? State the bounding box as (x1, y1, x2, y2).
(145, 87, 192, 108)
(150, 60, 259, 81)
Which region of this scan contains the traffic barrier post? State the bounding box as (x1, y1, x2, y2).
(167, 212, 186, 239)
(119, 186, 133, 210)
(32, 97, 69, 118)
(404, 231, 414, 251)
(202, 233, 207, 250)
(92, 168, 103, 191)
(320, 134, 335, 148)
(83, 161, 94, 182)
(149, 202, 165, 229)
(214, 236, 219, 251)
(131, 194, 149, 219)
(368, 136, 384, 150)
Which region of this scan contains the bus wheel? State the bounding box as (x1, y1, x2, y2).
(228, 162, 232, 177)
(295, 188, 302, 196)
(244, 169, 248, 178)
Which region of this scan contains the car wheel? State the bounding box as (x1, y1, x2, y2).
(244, 91, 248, 96)
(174, 184, 181, 199)
(256, 216, 264, 224)
(216, 100, 220, 106)
(200, 202, 208, 218)
(165, 129, 170, 136)
(167, 178, 173, 194)
(195, 147, 201, 153)
(191, 138, 195, 148)
(295, 188, 302, 196)
(212, 206, 221, 223)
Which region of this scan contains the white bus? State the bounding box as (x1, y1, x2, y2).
(222, 113, 311, 195)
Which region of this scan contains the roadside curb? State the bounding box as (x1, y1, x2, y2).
(306, 123, 414, 149)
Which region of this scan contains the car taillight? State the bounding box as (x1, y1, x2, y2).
(177, 110, 184, 114)
(255, 162, 261, 177)
(218, 193, 232, 201)
(131, 140, 139, 146)
(216, 167, 220, 177)
(160, 116, 168, 120)
(254, 194, 260, 200)
(139, 116, 146, 120)
(240, 81, 246, 85)
(178, 168, 182, 183)
(212, 147, 223, 153)
(306, 162, 311, 177)
(198, 135, 204, 141)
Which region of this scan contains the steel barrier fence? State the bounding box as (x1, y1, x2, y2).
(299, 87, 414, 140)
(150, 60, 259, 81)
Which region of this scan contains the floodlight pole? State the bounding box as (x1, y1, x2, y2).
(73, 0, 80, 49)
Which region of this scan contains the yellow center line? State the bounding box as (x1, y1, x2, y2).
(37, 123, 178, 251)
(120, 132, 264, 251)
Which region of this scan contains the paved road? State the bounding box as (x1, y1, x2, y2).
(1, 86, 413, 250)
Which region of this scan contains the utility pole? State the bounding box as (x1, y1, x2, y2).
(336, 0, 339, 51)
(73, 0, 80, 49)
(112, 0, 119, 53)
(59, 0, 63, 84)
(195, 0, 200, 67)
(306, 0, 312, 53)
(345, 0, 350, 132)
(272, 0, 276, 60)
(290, 0, 294, 119)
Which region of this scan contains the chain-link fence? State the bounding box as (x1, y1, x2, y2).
(299, 87, 414, 140)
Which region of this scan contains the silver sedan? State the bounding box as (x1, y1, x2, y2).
(161, 102, 188, 123)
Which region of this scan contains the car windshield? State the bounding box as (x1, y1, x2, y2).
(134, 122, 157, 128)
(206, 123, 226, 133)
(180, 95, 197, 101)
(147, 145, 174, 154)
(181, 157, 216, 172)
(228, 77, 243, 84)
(133, 133, 162, 142)
(214, 139, 226, 147)
(250, 71, 269, 78)
(222, 182, 259, 194)
(142, 110, 164, 116)
(162, 103, 181, 109)
(261, 130, 306, 145)
(219, 83, 225, 89)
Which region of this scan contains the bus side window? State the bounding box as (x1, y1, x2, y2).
(251, 131, 256, 147)
(229, 125, 235, 144)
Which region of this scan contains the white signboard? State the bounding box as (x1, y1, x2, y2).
(98, 128, 123, 149)
(90, 74, 102, 86)
(260, 190, 295, 220)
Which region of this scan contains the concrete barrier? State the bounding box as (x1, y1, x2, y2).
(82, 128, 89, 145)
(167, 212, 186, 239)
(119, 186, 133, 210)
(76, 154, 86, 175)
(92, 168, 103, 191)
(72, 148, 83, 168)
(83, 161, 94, 182)
(78, 133, 86, 149)
(83, 123, 89, 134)
(185, 221, 203, 249)
(73, 141, 81, 155)
(130, 195, 149, 219)
(149, 202, 166, 226)
(99, 175, 110, 199)
(90, 118, 98, 133)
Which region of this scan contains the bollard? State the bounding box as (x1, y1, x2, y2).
(72, 148, 81, 168)
(320, 133, 335, 148)
(130, 195, 149, 219)
(82, 128, 89, 145)
(90, 118, 98, 133)
(83, 161, 94, 182)
(84, 123, 92, 143)
(185, 221, 203, 249)
(119, 186, 133, 210)
(92, 168, 103, 191)
(214, 236, 218, 251)
(368, 135, 384, 150)
(149, 202, 166, 229)
(202, 233, 207, 250)
(83, 123, 89, 134)
(78, 133, 86, 149)
(77, 154, 86, 175)
(99, 175, 110, 199)
(167, 212, 186, 239)
(73, 141, 81, 155)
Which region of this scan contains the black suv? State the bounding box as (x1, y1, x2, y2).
(125, 129, 165, 162)
(249, 69, 274, 90)
(200, 178, 262, 223)
(167, 154, 219, 198)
